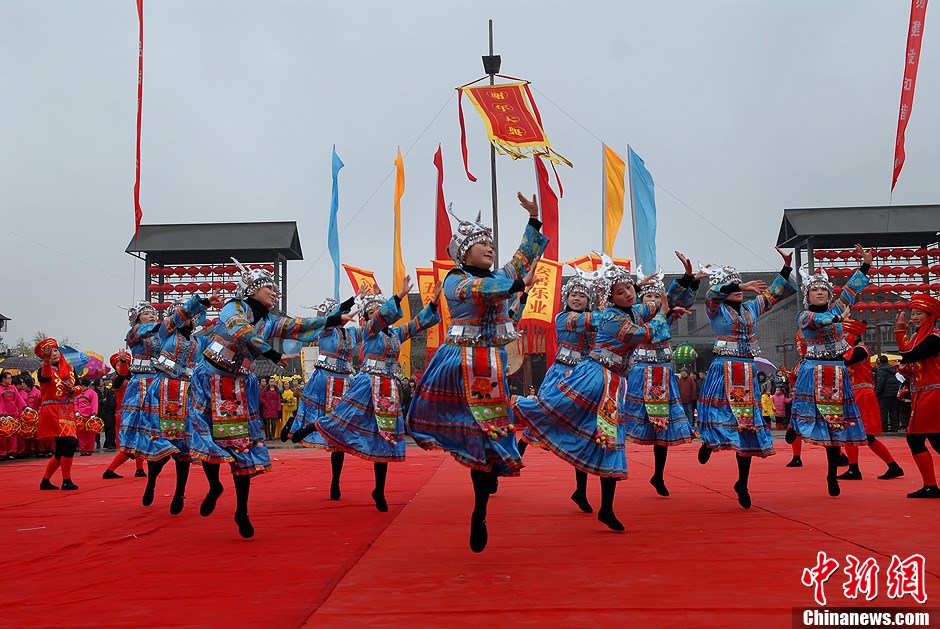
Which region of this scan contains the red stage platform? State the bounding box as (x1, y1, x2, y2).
(2, 440, 937, 628)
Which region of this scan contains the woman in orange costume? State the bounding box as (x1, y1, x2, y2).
(36, 338, 80, 490)
(895, 294, 940, 498)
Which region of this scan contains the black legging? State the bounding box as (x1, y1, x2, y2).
(653, 444, 667, 478)
(470, 468, 496, 519)
(53, 436, 78, 460)
(907, 433, 940, 455)
(825, 445, 841, 478)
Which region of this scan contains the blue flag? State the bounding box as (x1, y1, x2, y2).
(328, 146, 344, 301)
(628, 145, 657, 273)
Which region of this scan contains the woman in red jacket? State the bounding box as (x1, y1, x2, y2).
(895, 294, 940, 498)
(259, 379, 282, 441)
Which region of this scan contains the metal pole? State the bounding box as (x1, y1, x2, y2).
(488, 19, 499, 267)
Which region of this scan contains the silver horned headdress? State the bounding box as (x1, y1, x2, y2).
(798, 264, 834, 307)
(583, 252, 638, 308)
(636, 265, 666, 298)
(699, 263, 742, 288)
(561, 263, 595, 310)
(354, 289, 386, 327)
(446, 204, 493, 265)
(315, 297, 339, 317)
(128, 300, 157, 325)
(232, 257, 279, 301)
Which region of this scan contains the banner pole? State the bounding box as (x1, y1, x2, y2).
(487, 19, 500, 267)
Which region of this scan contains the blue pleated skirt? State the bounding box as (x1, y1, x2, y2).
(118, 374, 156, 458)
(696, 356, 774, 457)
(408, 343, 523, 477)
(791, 358, 867, 446)
(187, 363, 269, 477)
(512, 357, 628, 478)
(289, 367, 350, 450)
(317, 373, 406, 462)
(622, 361, 695, 446)
(133, 373, 192, 461)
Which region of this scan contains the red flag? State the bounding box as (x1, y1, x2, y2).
(892, 0, 929, 191)
(534, 156, 558, 261)
(133, 0, 144, 238)
(433, 146, 452, 260)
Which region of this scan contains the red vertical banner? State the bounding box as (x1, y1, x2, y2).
(133, 0, 144, 238)
(433, 146, 452, 260)
(892, 0, 929, 191)
(534, 157, 559, 261)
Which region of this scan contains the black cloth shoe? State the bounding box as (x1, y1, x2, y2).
(836, 468, 862, 480)
(907, 485, 940, 499)
(234, 512, 255, 538)
(102, 469, 122, 479)
(826, 475, 841, 497)
(837, 453, 849, 467)
(39, 478, 59, 490)
(785, 457, 803, 468)
(200, 484, 224, 517)
(597, 509, 625, 532)
(649, 475, 669, 497)
(61, 479, 79, 491)
(134, 469, 147, 478)
(329, 483, 341, 501)
(371, 489, 388, 512)
(877, 463, 904, 480)
(570, 491, 593, 513)
(733, 481, 751, 509)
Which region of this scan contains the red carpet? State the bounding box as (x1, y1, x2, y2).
(2, 440, 938, 628)
(308, 439, 940, 627)
(1, 449, 444, 628)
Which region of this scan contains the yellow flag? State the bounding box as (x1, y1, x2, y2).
(602, 144, 626, 255)
(392, 149, 411, 376)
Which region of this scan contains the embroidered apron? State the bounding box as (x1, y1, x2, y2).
(643, 366, 671, 430)
(462, 346, 512, 439)
(724, 361, 757, 431)
(159, 378, 189, 440)
(210, 375, 251, 451)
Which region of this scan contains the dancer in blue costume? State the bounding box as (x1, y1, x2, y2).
(696, 247, 796, 509)
(118, 300, 167, 459)
(285, 293, 360, 499)
(188, 260, 352, 538)
(789, 244, 873, 497)
(519, 265, 599, 513)
(408, 192, 546, 553)
(513, 255, 673, 532)
(623, 252, 701, 498)
(318, 278, 441, 511)
(136, 293, 224, 514)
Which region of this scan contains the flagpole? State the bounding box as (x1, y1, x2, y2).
(483, 19, 500, 267)
(600, 143, 607, 253)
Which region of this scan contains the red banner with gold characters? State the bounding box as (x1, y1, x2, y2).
(342, 264, 380, 295)
(457, 78, 571, 182)
(518, 259, 563, 362)
(893, 0, 929, 191)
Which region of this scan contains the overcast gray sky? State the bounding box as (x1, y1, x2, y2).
(1, 1, 937, 354)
